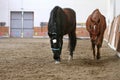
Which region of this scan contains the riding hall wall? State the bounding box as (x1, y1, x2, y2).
(0, 0, 107, 38)
(33, 22, 89, 38)
(0, 26, 9, 37)
(0, 24, 89, 38)
(106, 15, 120, 52)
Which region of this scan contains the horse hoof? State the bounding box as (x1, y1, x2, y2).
(68, 55, 73, 61)
(96, 56, 100, 60)
(55, 61, 60, 64)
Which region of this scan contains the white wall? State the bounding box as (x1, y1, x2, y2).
(22, 0, 108, 26)
(115, 0, 120, 16)
(0, 0, 108, 27)
(0, 0, 9, 26)
(107, 0, 120, 50)
(107, 0, 120, 24)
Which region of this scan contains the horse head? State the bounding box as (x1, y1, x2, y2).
(48, 28, 62, 62)
(90, 9, 101, 42)
(48, 6, 63, 62)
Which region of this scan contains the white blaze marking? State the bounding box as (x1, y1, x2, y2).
(52, 39, 57, 43)
(93, 25, 96, 30)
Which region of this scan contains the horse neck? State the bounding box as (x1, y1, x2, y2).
(49, 6, 64, 36)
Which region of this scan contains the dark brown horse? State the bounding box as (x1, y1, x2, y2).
(48, 6, 76, 63)
(86, 9, 106, 60)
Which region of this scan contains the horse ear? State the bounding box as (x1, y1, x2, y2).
(98, 14, 102, 25)
(86, 15, 92, 32)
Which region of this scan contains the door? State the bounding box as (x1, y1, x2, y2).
(23, 12, 33, 38)
(10, 11, 34, 38)
(10, 12, 22, 37)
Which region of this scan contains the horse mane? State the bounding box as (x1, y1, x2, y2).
(51, 6, 60, 20)
(48, 6, 63, 35)
(50, 6, 63, 22)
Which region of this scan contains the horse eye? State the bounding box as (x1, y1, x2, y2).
(48, 32, 52, 37)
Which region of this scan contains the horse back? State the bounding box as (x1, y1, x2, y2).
(62, 8, 76, 34)
(86, 13, 106, 35)
(63, 8, 76, 24)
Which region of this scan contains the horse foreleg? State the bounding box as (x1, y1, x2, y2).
(97, 45, 101, 60)
(92, 42, 96, 59)
(96, 36, 103, 60)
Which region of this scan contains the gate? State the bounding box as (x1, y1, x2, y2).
(10, 11, 34, 38)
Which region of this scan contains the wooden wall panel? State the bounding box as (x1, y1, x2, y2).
(0, 26, 9, 36)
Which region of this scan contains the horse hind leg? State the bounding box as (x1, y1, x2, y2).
(68, 32, 77, 61)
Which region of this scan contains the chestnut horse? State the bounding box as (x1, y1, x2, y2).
(48, 6, 76, 63)
(86, 9, 106, 60)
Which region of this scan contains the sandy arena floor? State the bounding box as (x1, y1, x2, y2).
(0, 38, 120, 80)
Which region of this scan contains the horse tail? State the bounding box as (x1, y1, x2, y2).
(68, 31, 77, 53)
(69, 13, 77, 53)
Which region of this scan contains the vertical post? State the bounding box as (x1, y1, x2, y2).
(113, 0, 116, 17)
(8, 0, 11, 37)
(21, 0, 24, 38)
(21, 11, 24, 38)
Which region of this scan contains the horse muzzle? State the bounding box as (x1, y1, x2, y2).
(52, 48, 61, 61)
(52, 48, 60, 55)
